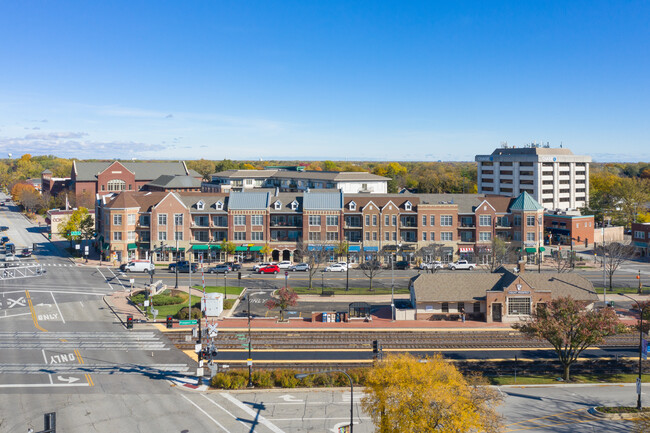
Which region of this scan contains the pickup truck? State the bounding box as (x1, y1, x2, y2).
(447, 260, 476, 270)
(419, 261, 444, 271)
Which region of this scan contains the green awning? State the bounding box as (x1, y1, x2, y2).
(249, 246, 263, 252)
(169, 247, 186, 252)
(525, 247, 537, 253)
(235, 246, 248, 251)
(102, 242, 109, 251)
(538, 247, 546, 252)
(210, 245, 221, 250)
(127, 243, 137, 250)
(191, 245, 209, 250)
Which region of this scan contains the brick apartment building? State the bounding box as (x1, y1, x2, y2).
(97, 190, 547, 266)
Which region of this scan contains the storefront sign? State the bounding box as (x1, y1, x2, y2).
(508, 290, 531, 294)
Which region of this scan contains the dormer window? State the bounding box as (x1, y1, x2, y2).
(215, 201, 223, 210)
(274, 201, 282, 210)
(349, 201, 356, 211)
(196, 200, 205, 211)
(405, 201, 412, 211)
(290, 200, 299, 210)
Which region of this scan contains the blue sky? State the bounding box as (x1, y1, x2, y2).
(0, 1, 648, 162)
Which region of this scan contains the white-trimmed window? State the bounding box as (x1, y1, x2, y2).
(526, 232, 535, 241)
(385, 215, 390, 226)
(234, 215, 246, 225)
(422, 215, 427, 226)
(174, 214, 184, 226)
(113, 214, 122, 226)
(196, 200, 205, 210)
(113, 232, 122, 241)
(430, 232, 435, 241)
(326, 232, 338, 241)
(479, 215, 491, 226)
(440, 232, 453, 241)
(385, 232, 390, 241)
(175, 231, 183, 241)
(372, 215, 377, 226)
(215, 201, 223, 210)
(479, 232, 492, 242)
(309, 232, 321, 241)
(365, 215, 370, 226)
(405, 201, 412, 211)
(326, 216, 338, 226)
(309, 215, 321, 226)
(158, 214, 167, 226)
(372, 232, 377, 241)
(508, 297, 531, 315)
(423, 232, 427, 241)
(127, 231, 136, 241)
(440, 215, 453, 226)
(274, 201, 282, 210)
(127, 214, 136, 225)
(158, 231, 167, 241)
(251, 232, 263, 241)
(107, 179, 126, 191)
(291, 200, 299, 210)
(527, 215, 535, 226)
(392, 231, 397, 241)
(349, 201, 356, 211)
(251, 215, 263, 226)
(365, 232, 370, 241)
(234, 231, 246, 241)
(430, 215, 435, 226)
(635, 231, 646, 239)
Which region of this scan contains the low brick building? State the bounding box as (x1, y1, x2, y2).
(632, 222, 650, 259)
(409, 267, 597, 323)
(544, 212, 595, 247)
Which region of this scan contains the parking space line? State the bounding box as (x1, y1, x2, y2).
(221, 393, 286, 433)
(42, 348, 53, 384)
(201, 395, 260, 432)
(50, 291, 65, 324)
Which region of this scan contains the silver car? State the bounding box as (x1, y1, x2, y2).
(290, 263, 310, 272)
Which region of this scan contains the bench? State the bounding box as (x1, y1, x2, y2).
(321, 290, 335, 297)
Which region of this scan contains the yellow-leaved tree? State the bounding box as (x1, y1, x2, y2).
(362, 353, 502, 433)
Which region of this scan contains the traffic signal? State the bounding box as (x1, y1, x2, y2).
(372, 340, 378, 354)
(48, 233, 52, 240)
(126, 315, 133, 329)
(238, 271, 241, 280)
(166, 315, 173, 329)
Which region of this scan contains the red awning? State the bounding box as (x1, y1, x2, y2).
(459, 247, 474, 252)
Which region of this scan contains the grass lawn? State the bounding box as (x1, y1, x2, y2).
(291, 286, 410, 295)
(195, 285, 244, 297)
(594, 286, 648, 295)
(489, 373, 650, 386)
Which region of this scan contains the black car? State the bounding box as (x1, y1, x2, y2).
(395, 261, 410, 270)
(225, 262, 242, 271)
(0, 236, 9, 245)
(360, 260, 382, 270)
(168, 260, 190, 271)
(0, 226, 8, 232)
(177, 263, 198, 273)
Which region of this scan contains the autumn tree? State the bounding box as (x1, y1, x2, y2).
(260, 244, 273, 262)
(265, 287, 298, 321)
(58, 207, 93, 245)
(595, 242, 637, 290)
(362, 353, 502, 433)
(220, 240, 237, 262)
(513, 297, 620, 381)
(186, 159, 215, 181)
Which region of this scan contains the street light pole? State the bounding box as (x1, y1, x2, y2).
(247, 292, 253, 388)
(618, 292, 648, 410)
(345, 249, 350, 292)
(174, 219, 179, 289)
(296, 370, 354, 432)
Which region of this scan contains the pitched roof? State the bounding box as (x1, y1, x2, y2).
(227, 191, 270, 210)
(343, 194, 420, 211)
(210, 169, 389, 182)
(303, 191, 343, 210)
(147, 175, 202, 189)
(73, 161, 199, 181)
(103, 191, 168, 210)
(176, 192, 229, 212)
(509, 191, 544, 211)
(411, 269, 597, 303)
(269, 193, 303, 213)
(418, 194, 482, 213)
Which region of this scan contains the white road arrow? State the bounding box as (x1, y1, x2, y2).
(36, 303, 52, 307)
(56, 376, 80, 383)
(279, 394, 303, 403)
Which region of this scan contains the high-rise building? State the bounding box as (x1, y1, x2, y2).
(475, 145, 591, 211)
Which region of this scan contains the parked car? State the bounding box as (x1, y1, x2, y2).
(168, 261, 189, 271)
(0, 236, 9, 245)
(324, 263, 347, 272)
(0, 226, 8, 232)
(290, 263, 310, 272)
(277, 261, 293, 269)
(225, 262, 242, 271)
(253, 262, 272, 272)
(4, 253, 15, 262)
(394, 261, 410, 270)
(359, 260, 382, 270)
(448, 260, 476, 270)
(20, 248, 32, 258)
(419, 261, 443, 270)
(257, 264, 280, 274)
(177, 263, 199, 273)
(208, 264, 231, 274)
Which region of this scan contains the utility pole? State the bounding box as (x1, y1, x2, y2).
(247, 292, 253, 388)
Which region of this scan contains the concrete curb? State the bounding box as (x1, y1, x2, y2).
(103, 294, 126, 328)
(588, 406, 649, 420)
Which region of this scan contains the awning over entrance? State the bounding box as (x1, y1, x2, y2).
(538, 247, 546, 252)
(383, 245, 398, 251)
(441, 247, 454, 253)
(191, 245, 209, 250)
(249, 246, 263, 252)
(363, 246, 378, 252)
(525, 247, 537, 253)
(307, 245, 335, 251)
(348, 245, 360, 252)
(210, 245, 221, 250)
(169, 247, 185, 252)
(127, 243, 137, 250)
(459, 247, 474, 252)
(235, 246, 248, 252)
(138, 243, 150, 249)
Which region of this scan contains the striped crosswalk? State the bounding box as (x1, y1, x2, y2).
(0, 331, 169, 350)
(0, 363, 190, 375)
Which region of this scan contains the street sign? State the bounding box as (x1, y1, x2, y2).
(285, 271, 288, 277)
(144, 300, 150, 307)
(195, 343, 202, 353)
(71, 231, 81, 236)
(247, 359, 252, 366)
(179, 319, 198, 325)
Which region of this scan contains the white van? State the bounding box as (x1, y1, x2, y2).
(121, 260, 154, 273)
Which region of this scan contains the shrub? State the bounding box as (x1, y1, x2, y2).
(176, 306, 202, 320)
(347, 368, 368, 385)
(229, 373, 247, 389)
(272, 369, 299, 388)
(224, 299, 236, 310)
(150, 294, 184, 306)
(253, 370, 273, 388)
(211, 373, 231, 389)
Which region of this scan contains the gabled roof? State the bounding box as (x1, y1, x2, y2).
(509, 192, 543, 211)
(103, 191, 167, 211)
(73, 161, 199, 182)
(210, 169, 389, 182)
(303, 191, 343, 210)
(269, 193, 303, 213)
(176, 192, 230, 212)
(147, 174, 202, 189)
(228, 191, 270, 210)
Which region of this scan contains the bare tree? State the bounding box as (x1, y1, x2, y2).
(595, 242, 638, 290)
(297, 241, 331, 289)
(551, 247, 575, 273)
(480, 238, 518, 273)
(416, 243, 445, 274)
(360, 252, 384, 291)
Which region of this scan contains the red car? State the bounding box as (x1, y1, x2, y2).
(257, 264, 280, 274)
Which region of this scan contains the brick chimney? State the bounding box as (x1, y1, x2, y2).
(517, 260, 526, 273)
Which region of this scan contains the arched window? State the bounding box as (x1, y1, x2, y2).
(107, 179, 126, 191)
